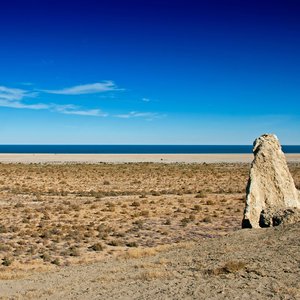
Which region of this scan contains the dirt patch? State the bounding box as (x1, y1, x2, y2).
(0, 223, 299, 299)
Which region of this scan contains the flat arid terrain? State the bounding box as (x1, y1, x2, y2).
(0, 153, 300, 164)
(0, 161, 299, 299)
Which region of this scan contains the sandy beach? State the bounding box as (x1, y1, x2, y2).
(0, 153, 299, 164)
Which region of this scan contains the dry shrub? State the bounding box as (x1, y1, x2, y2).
(2, 256, 13, 266)
(202, 216, 212, 223)
(107, 240, 123, 247)
(90, 243, 104, 251)
(180, 217, 190, 227)
(193, 204, 201, 211)
(131, 201, 140, 207)
(126, 241, 138, 247)
(137, 270, 171, 281)
(121, 244, 172, 260)
(195, 191, 206, 198)
(164, 219, 171, 225)
(122, 248, 157, 259)
(206, 261, 246, 275)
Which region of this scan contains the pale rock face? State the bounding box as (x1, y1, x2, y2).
(242, 134, 300, 228)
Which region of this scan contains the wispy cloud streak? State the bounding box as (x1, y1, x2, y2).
(0, 85, 107, 117)
(114, 111, 165, 120)
(0, 100, 49, 110)
(0, 86, 32, 101)
(0, 86, 42, 109)
(41, 81, 119, 95)
(53, 104, 107, 117)
(0, 84, 164, 120)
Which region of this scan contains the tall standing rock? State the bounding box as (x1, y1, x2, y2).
(242, 134, 300, 228)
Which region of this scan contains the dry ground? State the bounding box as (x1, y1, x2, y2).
(0, 222, 299, 299)
(0, 162, 299, 298)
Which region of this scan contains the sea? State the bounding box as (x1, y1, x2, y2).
(0, 145, 299, 154)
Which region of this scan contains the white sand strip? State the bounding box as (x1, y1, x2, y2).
(0, 153, 299, 164)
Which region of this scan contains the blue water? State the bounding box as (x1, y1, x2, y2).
(0, 145, 299, 154)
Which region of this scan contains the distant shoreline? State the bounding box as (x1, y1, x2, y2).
(0, 153, 299, 164)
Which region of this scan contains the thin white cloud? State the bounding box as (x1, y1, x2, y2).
(0, 85, 108, 117)
(0, 99, 49, 110)
(42, 81, 120, 95)
(52, 104, 107, 117)
(114, 111, 165, 120)
(0, 86, 29, 101)
(142, 97, 150, 102)
(0, 84, 162, 120)
(0, 86, 42, 109)
(60, 109, 107, 117)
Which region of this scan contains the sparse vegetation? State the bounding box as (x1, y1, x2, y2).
(0, 162, 298, 271)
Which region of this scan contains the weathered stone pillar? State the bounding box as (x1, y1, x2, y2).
(242, 134, 300, 228)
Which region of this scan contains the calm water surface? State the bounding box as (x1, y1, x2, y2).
(0, 145, 299, 154)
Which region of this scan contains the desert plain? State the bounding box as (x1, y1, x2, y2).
(0, 155, 299, 299)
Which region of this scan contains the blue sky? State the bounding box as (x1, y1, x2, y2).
(0, 0, 299, 144)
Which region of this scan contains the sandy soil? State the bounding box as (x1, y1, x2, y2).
(0, 153, 299, 164)
(0, 162, 299, 299)
(0, 223, 299, 299)
(0, 163, 256, 269)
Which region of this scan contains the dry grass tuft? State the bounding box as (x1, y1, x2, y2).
(137, 270, 172, 281)
(206, 261, 247, 275)
(121, 248, 158, 259)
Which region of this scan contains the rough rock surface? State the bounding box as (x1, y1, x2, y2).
(242, 134, 300, 228)
(259, 208, 300, 227)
